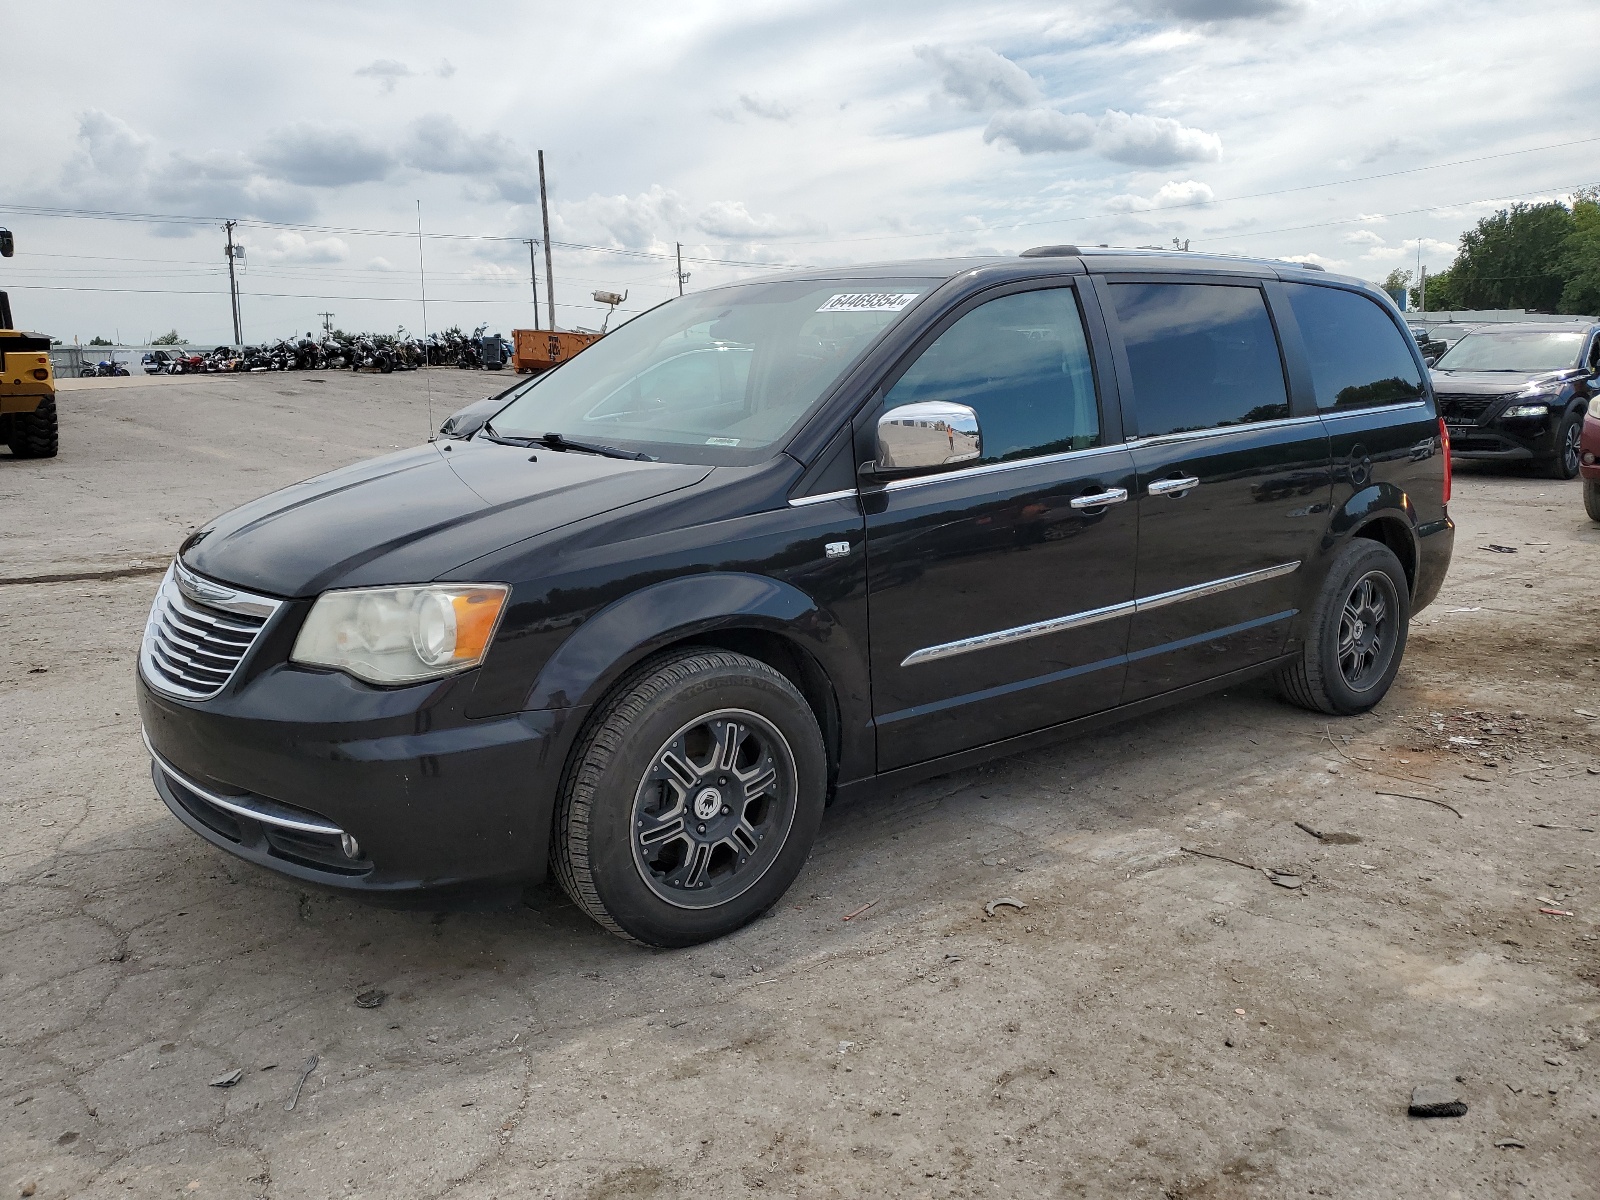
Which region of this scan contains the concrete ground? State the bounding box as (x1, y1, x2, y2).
(3, 371, 1597, 1199)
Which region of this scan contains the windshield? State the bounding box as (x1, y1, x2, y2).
(488, 278, 940, 463)
(1433, 329, 1585, 372)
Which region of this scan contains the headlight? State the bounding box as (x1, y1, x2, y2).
(1502, 403, 1550, 419)
(1589, 396, 1600, 419)
(291, 583, 509, 685)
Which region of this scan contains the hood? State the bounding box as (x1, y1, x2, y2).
(1429, 367, 1583, 394)
(182, 439, 713, 597)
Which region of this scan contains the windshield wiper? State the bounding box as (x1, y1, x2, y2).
(535, 431, 653, 461)
(477, 420, 538, 447)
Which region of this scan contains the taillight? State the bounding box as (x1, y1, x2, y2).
(1438, 417, 1452, 505)
(32, 368, 48, 380)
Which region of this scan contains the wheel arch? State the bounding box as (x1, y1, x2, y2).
(526, 572, 868, 793)
(1326, 483, 1419, 596)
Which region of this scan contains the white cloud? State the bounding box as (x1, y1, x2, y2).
(1133, 0, 1302, 24)
(1106, 178, 1214, 211)
(915, 45, 1042, 111)
(354, 59, 414, 93)
(738, 94, 793, 121)
(255, 124, 395, 187)
(697, 200, 820, 239)
(984, 108, 1221, 166)
(1094, 109, 1222, 166)
(252, 232, 349, 263)
(984, 108, 1096, 154)
(1343, 229, 1386, 245)
(561, 185, 693, 251)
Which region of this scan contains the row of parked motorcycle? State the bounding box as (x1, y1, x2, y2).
(130, 326, 511, 377)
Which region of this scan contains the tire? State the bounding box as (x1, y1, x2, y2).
(1545, 412, 1582, 480)
(552, 648, 827, 947)
(7, 396, 59, 459)
(1584, 479, 1600, 523)
(1278, 539, 1410, 715)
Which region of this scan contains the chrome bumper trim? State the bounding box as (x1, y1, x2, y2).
(143, 729, 345, 836)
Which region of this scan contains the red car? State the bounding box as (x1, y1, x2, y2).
(1583, 397, 1600, 521)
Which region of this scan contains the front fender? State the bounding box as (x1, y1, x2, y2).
(522, 574, 872, 771)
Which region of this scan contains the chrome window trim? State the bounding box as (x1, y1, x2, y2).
(1318, 399, 1429, 420)
(883, 442, 1128, 494)
(900, 560, 1301, 666)
(787, 488, 859, 508)
(143, 730, 345, 836)
(786, 442, 1130, 506)
(1123, 412, 1322, 448)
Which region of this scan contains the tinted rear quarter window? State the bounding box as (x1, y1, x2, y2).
(1110, 282, 1290, 437)
(1283, 282, 1425, 410)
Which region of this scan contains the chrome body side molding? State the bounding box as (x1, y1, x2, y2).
(901, 560, 1302, 666)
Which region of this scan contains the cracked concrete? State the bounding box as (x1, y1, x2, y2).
(3, 371, 1598, 1198)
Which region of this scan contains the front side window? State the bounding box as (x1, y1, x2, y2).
(489, 278, 937, 463)
(881, 288, 1099, 464)
(1111, 282, 1290, 437)
(1284, 282, 1426, 410)
(1433, 329, 1586, 372)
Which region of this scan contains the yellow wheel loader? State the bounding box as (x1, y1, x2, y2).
(0, 227, 58, 458)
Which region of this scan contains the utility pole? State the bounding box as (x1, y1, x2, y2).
(538, 151, 555, 329)
(1419, 265, 1427, 315)
(676, 242, 688, 296)
(224, 221, 242, 345)
(526, 238, 542, 329)
(317, 311, 335, 336)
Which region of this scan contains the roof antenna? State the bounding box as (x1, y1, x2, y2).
(416, 200, 433, 440)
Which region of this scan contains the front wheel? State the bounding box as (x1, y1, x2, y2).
(1278, 539, 1411, 715)
(1545, 413, 1582, 480)
(552, 648, 827, 947)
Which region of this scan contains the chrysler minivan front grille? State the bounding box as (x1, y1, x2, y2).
(140, 563, 282, 700)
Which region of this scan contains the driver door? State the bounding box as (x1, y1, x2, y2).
(862, 284, 1139, 772)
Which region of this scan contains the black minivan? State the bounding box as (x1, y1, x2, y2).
(138, 248, 1454, 946)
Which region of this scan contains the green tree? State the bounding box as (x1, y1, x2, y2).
(1450, 201, 1573, 311)
(151, 329, 183, 345)
(1411, 265, 1468, 312)
(1556, 187, 1600, 315)
(1381, 268, 1412, 293)
(89, 336, 113, 346)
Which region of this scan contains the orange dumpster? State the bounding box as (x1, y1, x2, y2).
(512, 329, 602, 374)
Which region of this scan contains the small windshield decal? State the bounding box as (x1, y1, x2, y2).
(816, 293, 921, 313)
(705, 436, 741, 446)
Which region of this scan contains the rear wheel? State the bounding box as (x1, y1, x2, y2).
(1584, 479, 1600, 523)
(7, 397, 59, 459)
(552, 648, 827, 946)
(1278, 539, 1410, 715)
(1545, 412, 1582, 479)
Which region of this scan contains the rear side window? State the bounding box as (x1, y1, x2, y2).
(1284, 282, 1425, 410)
(1110, 283, 1289, 438)
(883, 287, 1099, 463)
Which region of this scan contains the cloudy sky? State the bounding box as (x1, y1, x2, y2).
(4, 0, 1595, 345)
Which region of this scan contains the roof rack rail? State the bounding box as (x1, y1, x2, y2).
(1019, 245, 1081, 258)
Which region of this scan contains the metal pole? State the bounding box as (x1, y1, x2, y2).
(224, 221, 242, 344)
(526, 238, 540, 329)
(538, 151, 555, 329)
(317, 311, 334, 336)
(677, 242, 684, 296)
(1419, 265, 1428, 315)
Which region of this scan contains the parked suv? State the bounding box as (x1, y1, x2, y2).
(1430, 321, 1600, 478)
(137, 248, 1453, 946)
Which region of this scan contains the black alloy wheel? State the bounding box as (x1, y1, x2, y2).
(1336, 571, 1400, 693)
(631, 709, 797, 909)
(1278, 538, 1411, 715)
(1547, 413, 1582, 480)
(552, 647, 827, 946)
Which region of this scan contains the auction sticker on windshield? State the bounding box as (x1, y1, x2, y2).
(817, 293, 921, 313)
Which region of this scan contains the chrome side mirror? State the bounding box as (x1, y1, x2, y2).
(871, 401, 981, 477)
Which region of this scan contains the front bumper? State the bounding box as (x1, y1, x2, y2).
(1446, 416, 1562, 461)
(138, 664, 585, 894)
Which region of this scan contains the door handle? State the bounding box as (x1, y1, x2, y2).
(1147, 475, 1200, 498)
(1070, 487, 1129, 510)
